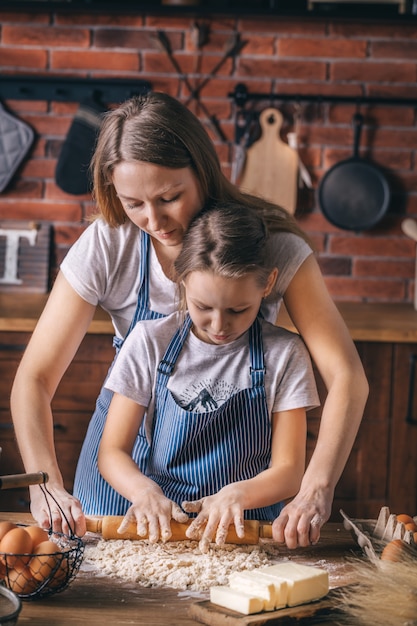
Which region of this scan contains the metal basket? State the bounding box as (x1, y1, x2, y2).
(0, 478, 84, 600)
(0, 528, 84, 600)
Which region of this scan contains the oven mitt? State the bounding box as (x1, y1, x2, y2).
(0, 103, 35, 193)
(55, 96, 107, 195)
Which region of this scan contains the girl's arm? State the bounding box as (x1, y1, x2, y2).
(273, 254, 369, 549)
(98, 392, 188, 542)
(183, 407, 307, 552)
(10, 272, 97, 536)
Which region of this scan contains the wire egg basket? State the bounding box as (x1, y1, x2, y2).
(0, 475, 84, 600)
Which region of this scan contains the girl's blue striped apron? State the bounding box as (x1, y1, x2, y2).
(147, 314, 283, 521)
(73, 230, 164, 515)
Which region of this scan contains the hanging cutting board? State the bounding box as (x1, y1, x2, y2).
(239, 108, 299, 214)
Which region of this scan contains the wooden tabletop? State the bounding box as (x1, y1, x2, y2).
(2, 292, 417, 342)
(0, 513, 361, 626)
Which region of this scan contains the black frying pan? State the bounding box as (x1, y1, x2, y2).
(318, 113, 390, 231)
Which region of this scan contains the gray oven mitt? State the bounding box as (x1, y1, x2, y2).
(0, 103, 35, 193)
(55, 96, 107, 195)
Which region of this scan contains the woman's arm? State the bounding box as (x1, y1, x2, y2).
(10, 272, 97, 536)
(183, 407, 307, 552)
(272, 254, 369, 549)
(98, 392, 188, 543)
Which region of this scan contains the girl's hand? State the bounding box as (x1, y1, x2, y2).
(117, 487, 189, 544)
(29, 482, 86, 537)
(182, 484, 246, 553)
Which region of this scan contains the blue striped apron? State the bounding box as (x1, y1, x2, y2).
(73, 230, 165, 515)
(147, 314, 283, 521)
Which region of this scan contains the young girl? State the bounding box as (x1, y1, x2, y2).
(98, 204, 319, 552)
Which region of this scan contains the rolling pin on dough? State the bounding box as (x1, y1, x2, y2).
(86, 515, 273, 545)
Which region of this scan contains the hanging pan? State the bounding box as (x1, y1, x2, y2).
(318, 113, 390, 231)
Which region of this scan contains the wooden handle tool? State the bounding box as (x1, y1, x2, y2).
(0, 471, 48, 489)
(86, 515, 273, 545)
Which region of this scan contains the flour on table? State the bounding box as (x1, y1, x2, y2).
(81, 539, 280, 591)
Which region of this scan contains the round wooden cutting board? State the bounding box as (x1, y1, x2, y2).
(239, 107, 299, 215)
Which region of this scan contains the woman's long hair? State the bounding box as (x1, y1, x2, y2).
(91, 91, 309, 242)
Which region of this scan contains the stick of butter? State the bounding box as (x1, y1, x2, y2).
(210, 586, 264, 615)
(259, 562, 329, 607)
(229, 570, 287, 610)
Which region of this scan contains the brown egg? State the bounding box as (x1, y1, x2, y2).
(7, 565, 38, 595)
(0, 521, 17, 542)
(381, 539, 410, 562)
(396, 514, 414, 525)
(29, 540, 62, 582)
(24, 525, 49, 548)
(405, 521, 417, 533)
(48, 555, 68, 589)
(0, 528, 33, 567)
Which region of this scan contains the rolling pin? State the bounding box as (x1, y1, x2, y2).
(86, 515, 273, 545)
(0, 471, 48, 489)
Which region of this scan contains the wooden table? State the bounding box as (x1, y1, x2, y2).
(0, 513, 361, 625)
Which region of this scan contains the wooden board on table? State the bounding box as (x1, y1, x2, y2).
(188, 587, 344, 625)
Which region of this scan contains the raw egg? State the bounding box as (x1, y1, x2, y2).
(24, 525, 49, 548)
(29, 540, 62, 582)
(380, 539, 410, 562)
(405, 521, 417, 533)
(0, 528, 33, 567)
(0, 521, 17, 542)
(7, 565, 38, 595)
(396, 514, 414, 525)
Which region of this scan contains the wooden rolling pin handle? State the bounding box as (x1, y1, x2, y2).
(86, 516, 269, 545)
(0, 471, 49, 489)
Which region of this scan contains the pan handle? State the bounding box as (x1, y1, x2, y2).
(405, 353, 417, 425)
(352, 112, 363, 159)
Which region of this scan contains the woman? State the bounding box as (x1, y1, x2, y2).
(10, 92, 368, 548)
(98, 203, 318, 552)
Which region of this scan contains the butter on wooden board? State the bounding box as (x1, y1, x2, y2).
(209, 562, 329, 615)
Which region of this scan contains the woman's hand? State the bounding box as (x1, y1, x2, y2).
(118, 486, 189, 543)
(182, 484, 246, 553)
(271, 484, 333, 549)
(30, 482, 86, 537)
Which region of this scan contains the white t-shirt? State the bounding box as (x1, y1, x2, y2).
(105, 312, 320, 440)
(60, 218, 313, 339)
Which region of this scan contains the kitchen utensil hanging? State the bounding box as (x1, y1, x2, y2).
(318, 112, 391, 231)
(156, 30, 246, 142)
(239, 107, 299, 214)
(0, 102, 34, 193)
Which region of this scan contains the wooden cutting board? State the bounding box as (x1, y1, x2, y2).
(239, 107, 299, 214)
(188, 587, 345, 625)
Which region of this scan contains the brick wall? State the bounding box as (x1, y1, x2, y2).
(1, 9, 417, 302)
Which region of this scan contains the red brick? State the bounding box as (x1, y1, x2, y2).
(318, 256, 352, 276)
(56, 13, 144, 27)
(238, 58, 326, 80)
(328, 105, 415, 127)
(45, 181, 93, 202)
(95, 29, 167, 51)
(54, 224, 87, 246)
(324, 276, 405, 300)
(0, 12, 50, 24)
(330, 236, 414, 257)
(2, 25, 90, 47)
(354, 258, 415, 278)
(331, 61, 415, 83)
(278, 38, 367, 59)
(238, 18, 326, 35)
(235, 36, 274, 57)
(21, 158, 56, 179)
(51, 50, 139, 72)
(0, 201, 82, 222)
(0, 47, 47, 69)
(371, 41, 417, 59)
(0, 180, 42, 199)
(330, 21, 417, 38)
